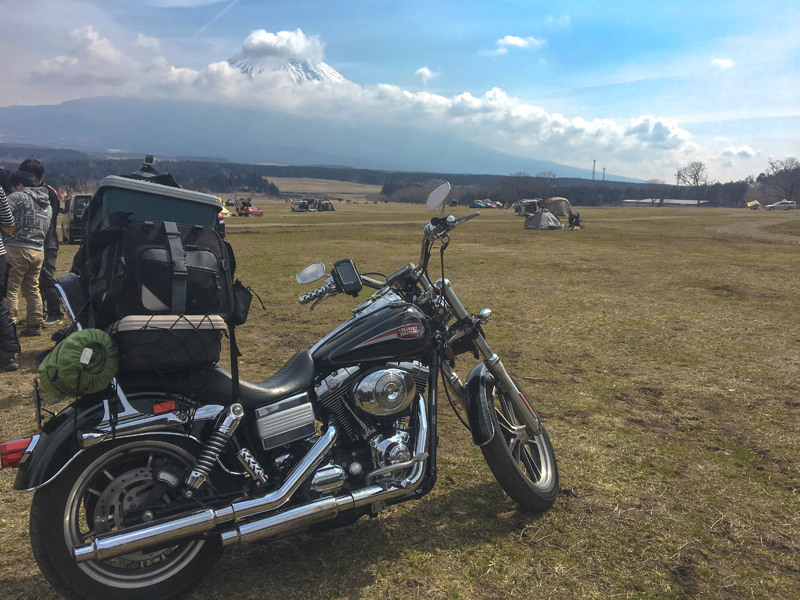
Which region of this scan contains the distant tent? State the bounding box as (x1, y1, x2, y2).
(514, 199, 541, 216)
(545, 197, 573, 217)
(746, 200, 762, 209)
(313, 199, 335, 212)
(524, 210, 564, 230)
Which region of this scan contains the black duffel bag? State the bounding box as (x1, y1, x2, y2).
(89, 221, 234, 325)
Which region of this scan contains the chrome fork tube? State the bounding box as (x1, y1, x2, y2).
(440, 280, 542, 435)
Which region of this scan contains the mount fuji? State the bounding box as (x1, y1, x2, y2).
(227, 54, 347, 84)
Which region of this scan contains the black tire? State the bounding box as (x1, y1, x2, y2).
(480, 378, 559, 511)
(30, 439, 221, 600)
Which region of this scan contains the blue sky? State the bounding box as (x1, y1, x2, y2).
(1, 0, 798, 181)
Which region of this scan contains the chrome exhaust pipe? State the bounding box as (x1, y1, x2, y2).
(218, 397, 430, 548)
(74, 422, 338, 563)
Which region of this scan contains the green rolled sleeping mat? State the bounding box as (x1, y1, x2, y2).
(38, 329, 119, 398)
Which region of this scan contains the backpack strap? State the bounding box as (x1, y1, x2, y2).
(163, 222, 187, 314)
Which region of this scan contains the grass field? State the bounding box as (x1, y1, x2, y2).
(0, 201, 798, 599)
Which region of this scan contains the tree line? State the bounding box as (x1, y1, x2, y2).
(1, 145, 797, 208)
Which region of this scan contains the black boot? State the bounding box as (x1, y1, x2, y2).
(0, 350, 19, 372)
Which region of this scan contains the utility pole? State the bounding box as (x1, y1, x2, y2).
(602, 167, 606, 181)
(592, 160, 596, 180)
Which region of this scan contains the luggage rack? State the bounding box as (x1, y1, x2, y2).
(55, 275, 226, 429)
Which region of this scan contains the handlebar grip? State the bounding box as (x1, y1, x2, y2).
(298, 286, 323, 304)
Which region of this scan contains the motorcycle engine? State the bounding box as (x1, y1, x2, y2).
(354, 362, 429, 418)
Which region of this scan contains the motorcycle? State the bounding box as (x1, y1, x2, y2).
(1, 182, 558, 600)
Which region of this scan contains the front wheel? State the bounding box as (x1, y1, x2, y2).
(30, 439, 221, 600)
(480, 378, 559, 511)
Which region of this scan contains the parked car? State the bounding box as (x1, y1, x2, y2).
(237, 200, 263, 216)
(61, 193, 91, 244)
(216, 211, 226, 237)
(468, 201, 485, 208)
(765, 200, 796, 210)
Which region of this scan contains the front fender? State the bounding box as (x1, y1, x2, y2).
(464, 363, 495, 447)
(13, 402, 104, 492)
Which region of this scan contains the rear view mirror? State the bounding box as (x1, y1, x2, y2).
(426, 182, 451, 212)
(296, 262, 326, 284)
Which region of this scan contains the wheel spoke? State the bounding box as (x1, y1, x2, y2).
(512, 442, 522, 465)
(521, 445, 542, 481)
(508, 438, 518, 456)
(499, 395, 517, 425)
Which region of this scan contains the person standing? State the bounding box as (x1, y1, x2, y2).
(3, 170, 52, 338)
(19, 159, 63, 327)
(0, 169, 21, 370)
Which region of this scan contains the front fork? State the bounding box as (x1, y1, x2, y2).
(438, 279, 542, 436)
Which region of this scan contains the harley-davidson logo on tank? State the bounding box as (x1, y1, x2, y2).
(356, 321, 425, 348)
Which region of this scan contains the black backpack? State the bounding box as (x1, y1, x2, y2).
(89, 220, 234, 326)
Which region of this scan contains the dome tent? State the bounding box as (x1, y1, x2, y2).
(545, 197, 573, 217)
(524, 210, 564, 230)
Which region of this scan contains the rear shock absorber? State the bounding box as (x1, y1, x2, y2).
(185, 403, 244, 493)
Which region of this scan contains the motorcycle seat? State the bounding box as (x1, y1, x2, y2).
(200, 350, 316, 409)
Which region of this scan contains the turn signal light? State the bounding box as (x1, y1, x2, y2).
(0, 437, 33, 468)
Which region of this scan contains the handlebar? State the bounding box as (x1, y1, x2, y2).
(298, 277, 335, 305)
(299, 209, 479, 306)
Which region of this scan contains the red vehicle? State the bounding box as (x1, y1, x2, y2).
(237, 200, 263, 217)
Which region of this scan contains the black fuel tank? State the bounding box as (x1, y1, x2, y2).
(312, 303, 430, 368)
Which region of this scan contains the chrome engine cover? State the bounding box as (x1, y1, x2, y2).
(354, 368, 416, 416)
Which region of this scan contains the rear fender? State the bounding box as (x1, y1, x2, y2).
(463, 363, 496, 446)
(14, 402, 103, 492)
(13, 400, 222, 492)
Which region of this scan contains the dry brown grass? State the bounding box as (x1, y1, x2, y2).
(262, 177, 383, 201)
(0, 204, 798, 599)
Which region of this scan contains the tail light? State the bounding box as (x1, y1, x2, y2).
(69, 198, 76, 222)
(0, 436, 35, 468)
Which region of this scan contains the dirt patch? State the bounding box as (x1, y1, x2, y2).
(709, 213, 800, 244)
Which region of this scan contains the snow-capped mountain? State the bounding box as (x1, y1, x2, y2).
(227, 55, 347, 84)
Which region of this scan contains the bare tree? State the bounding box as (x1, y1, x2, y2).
(532, 171, 557, 200)
(503, 172, 535, 201)
(645, 178, 666, 207)
(676, 162, 710, 202)
(760, 157, 800, 203)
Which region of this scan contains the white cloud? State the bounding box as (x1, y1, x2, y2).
(722, 145, 755, 158)
(415, 66, 439, 84)
(239, 29, 323, 62)
(24, 26, 750, 180)
(497, 35, 545, 49)
(711, 58, 733, 69)
(32, 25, 135, 87)
(135, 33, 161, 48)
(69, 25, 124, 63)
(487, 35, 546, 57)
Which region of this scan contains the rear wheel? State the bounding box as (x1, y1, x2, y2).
(30, 439, 221, 600)
(480, 378, 559, 511)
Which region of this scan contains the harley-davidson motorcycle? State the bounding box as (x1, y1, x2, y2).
(1, 182, 558, 600)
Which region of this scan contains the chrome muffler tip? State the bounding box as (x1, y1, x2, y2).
(74, 542, 98, 563)
(220, 529, 240, 548)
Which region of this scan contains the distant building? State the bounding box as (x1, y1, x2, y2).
(623, 198, 709, 207)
